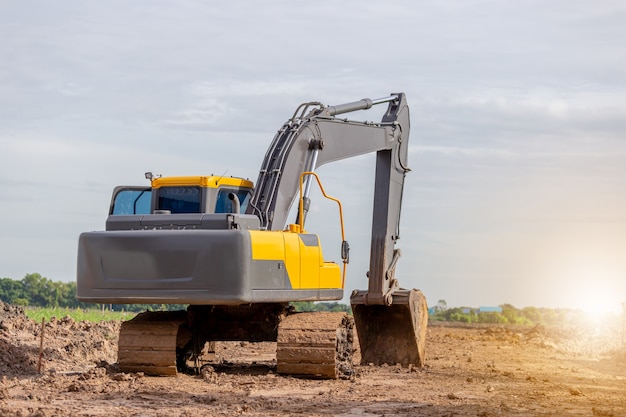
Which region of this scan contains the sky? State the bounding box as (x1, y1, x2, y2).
(1, 1, 625, 313)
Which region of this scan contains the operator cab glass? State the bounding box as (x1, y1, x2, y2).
(156, 186, 202, 213)
(215, 188, 252, 213)
(110, 187, 152, 215)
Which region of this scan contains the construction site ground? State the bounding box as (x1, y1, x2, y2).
(1, 301, 625, 417)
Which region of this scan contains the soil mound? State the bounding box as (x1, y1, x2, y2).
(0, 301, 120, 378)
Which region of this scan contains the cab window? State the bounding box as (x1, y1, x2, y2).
(215, 189, 251, 213)
(157, 186, 202, 213)
(111, 188, 151, 215)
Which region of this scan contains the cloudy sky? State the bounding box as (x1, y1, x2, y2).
(1, 1, 625, 312)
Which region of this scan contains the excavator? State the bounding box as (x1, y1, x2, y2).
(76, 93, 428, 379)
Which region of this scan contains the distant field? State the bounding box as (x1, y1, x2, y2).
(25, 307, 136, 322)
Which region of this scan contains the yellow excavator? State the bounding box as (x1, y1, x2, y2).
(76, 93, 428, 378)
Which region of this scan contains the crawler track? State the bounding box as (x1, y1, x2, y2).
(118, 311, 188, 376)
(276, 312, 354, 379)
(117, 309, 354, 378)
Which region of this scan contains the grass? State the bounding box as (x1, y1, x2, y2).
(25, 307, 136, 323)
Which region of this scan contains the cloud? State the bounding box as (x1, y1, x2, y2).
(415, 145, 517, 159)
(163, 98, 234, 129)
(1, 135, 80, 160)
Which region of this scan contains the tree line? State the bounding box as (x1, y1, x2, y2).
(0, 273, 184, 312)
(429, 299, 594, 326)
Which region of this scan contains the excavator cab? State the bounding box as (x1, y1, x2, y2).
(109, 175, 253, 216)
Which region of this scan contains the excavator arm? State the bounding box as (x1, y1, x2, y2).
(248, 93, 428, 367)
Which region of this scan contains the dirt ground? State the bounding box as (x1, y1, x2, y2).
(1, 301, 625, 417)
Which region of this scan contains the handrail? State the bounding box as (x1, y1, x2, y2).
(297, 172, 348, 288)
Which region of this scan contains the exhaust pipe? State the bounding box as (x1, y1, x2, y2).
(228, 193, 241, 214)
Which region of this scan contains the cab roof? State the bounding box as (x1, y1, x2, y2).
(151, 176, 253, 189)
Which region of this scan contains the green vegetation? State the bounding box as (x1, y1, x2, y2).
(429, 299, 591, 326)
(1, 273, 83, 308)
(25, 307, 135, 322)
(0, 273, 186, 313)
(291, 301, 351, 313)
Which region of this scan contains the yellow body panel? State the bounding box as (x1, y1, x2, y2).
(249, 230, 342, 290)
(249, 230, 285, 260)
(282, 232, 302, 289)
(298, 236, 320, 289)
(152, 176, 253, 189)
(319, 262, 342, 289)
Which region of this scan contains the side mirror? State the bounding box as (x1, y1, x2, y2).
(341, 240, 350, 264)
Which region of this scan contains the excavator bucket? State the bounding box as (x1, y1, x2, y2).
(351, 289, 428, 367)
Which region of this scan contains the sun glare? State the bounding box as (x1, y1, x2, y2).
(579, 294, 622, 316)
(526, 224, 626, 319)
(565, 278, 623, 317)
(544, 252, 624, 317)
